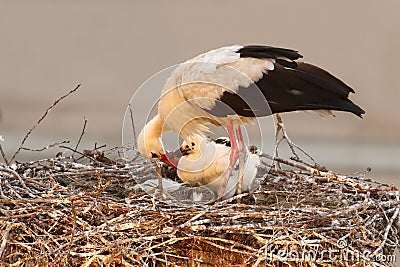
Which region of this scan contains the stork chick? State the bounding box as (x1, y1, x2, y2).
(175, 135, 260, 200)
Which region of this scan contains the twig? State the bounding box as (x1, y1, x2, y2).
(21, 140, 70, 152)
(0, 224, 12, 259)
(4, 180, 22, 198)
(289, 156, 327, 171)
(9, 84, 81, 163)
(60, 145, 110, 167)
(93, 143, 106, 150)
(261, 153, 313, 174)
(0, 177, 8, 199)
(64, 198, 77, 264)
(0, 144, 9, 165)
(128, 104, 137, 150)
(261, 153, 370, 191)
(274, 114, 299, 159)
(155, 161, 164, 201)
(371, 193, 400, 256)
(273, 116, 282, 169)
(274, 114, 317, 165)
(73, 117, 88, 158)
(0, 165, 37, 198)
(60, 145, 93, 160)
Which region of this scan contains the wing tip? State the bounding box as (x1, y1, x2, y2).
(238, 45, 303, 61)
(355, 108, 366, 118)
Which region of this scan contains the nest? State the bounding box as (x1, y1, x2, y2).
(0, 146, 399, 267)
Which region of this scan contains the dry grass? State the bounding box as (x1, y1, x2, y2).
(0, 146, 399, 267)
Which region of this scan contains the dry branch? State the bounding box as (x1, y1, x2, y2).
(21, 140, 70, 152)
(9, 84, 81, 163)
(128, 104, 137, 150)
(73, 117, 88, 158)
(0, 144, 9, 165)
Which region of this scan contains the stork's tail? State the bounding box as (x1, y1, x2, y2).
(258, 62, 365, 117)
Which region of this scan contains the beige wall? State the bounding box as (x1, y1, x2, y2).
(0, 1, 399, 184)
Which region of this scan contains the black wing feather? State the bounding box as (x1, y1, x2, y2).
(238, 45, 302, 60)
(214, 137, 231, 147)
(207, 45, 365, 118)
(238, 45, 303, 68)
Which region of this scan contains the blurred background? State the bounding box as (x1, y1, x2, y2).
(0, 1, 399, 185)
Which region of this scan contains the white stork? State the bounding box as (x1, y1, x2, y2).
(137, 45, 365, 200)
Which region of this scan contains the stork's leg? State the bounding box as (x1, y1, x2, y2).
(236, 126, 247, 199)
(217, 122, 239, 201)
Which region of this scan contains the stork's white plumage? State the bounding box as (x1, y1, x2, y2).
(137, 45, 365, 200)
(176, 135, 260, 200)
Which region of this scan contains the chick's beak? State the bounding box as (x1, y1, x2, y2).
(179, 146, 191, 156)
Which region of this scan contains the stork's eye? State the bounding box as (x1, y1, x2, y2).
(151, 152, 158, 158)
(191, 142, 195, 146)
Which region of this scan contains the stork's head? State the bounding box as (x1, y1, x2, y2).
(137, 129, 181, 168)
(137, 115, 166, 161)
(137, 128, 165, 161)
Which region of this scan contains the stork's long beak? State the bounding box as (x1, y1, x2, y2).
(160, 150, 181, 168)
(169, 147, 184, 158)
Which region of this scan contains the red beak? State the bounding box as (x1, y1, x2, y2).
(160, 152, 180, 168)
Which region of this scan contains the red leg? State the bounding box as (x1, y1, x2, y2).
(217, 122, 239, 201)
(236, 126, 247, 197)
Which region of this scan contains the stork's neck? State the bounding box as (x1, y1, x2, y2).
(144, 114, 164, 138)
(137, 114, 165, 158)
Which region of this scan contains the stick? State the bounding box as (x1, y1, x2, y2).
(260, 153, 368, 189)
(371, 194, 400, 256)
(275, 114, 299, 159)
(0, 165, 37, 198)
(21, 140, 70, 152)
(65, 198, 77, 264)
(274, 114, 317, 165)
(0, 224, 11, 259)
(0, 144, 9, 165)
(60, 145, 93, 160)
(0, 177, 8, 199)
(128, 104, 137, 150)
(9, 84, 81, 163)
(155, 161, 164, 200)
(73, 117, 88, 158)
